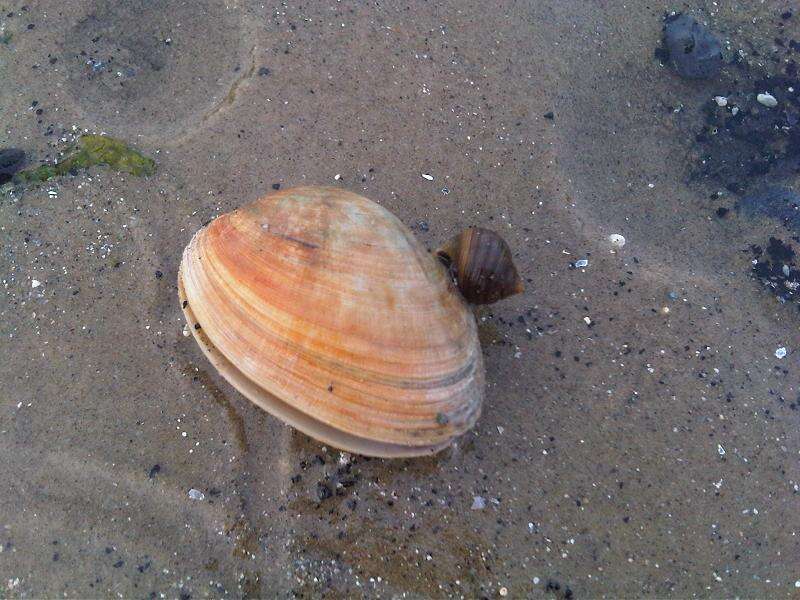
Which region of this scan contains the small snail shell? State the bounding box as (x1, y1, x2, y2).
(437, 227, 524, 305)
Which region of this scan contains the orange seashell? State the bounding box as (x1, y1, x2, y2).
(178, 187, 484, 457)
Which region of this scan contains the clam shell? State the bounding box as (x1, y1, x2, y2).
(178, 187, 484, 457)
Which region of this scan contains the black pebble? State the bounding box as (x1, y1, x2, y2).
(0, 148, 26, 184)
(148, 464, 161, 479)
(543, 111, 555, 120)
(258, 67, 271, 76)
(154, 270, 163, 279)
(316, 483, 333, 501)
(715, 206, 729, 218)
(272, 183, 281, 190)
(663, 13, 723, 79)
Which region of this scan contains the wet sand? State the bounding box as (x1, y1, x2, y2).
(1, 0, 800, 597)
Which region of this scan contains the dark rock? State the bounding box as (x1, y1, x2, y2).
(663, 13, 723, 79)
(258, 67, 271, 77)
(316, 482, 333, 501)
(0, 148, 26, 184)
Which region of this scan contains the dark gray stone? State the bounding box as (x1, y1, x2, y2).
(664, 14, 722, 79)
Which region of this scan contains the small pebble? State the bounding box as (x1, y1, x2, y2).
(713, 96, 727, 107)
(421, 173, 434, 181)
(316, 483, 333, 501)
(667, 291, 679, 300)
(499, 587, 508, 597)
(775, 347, 787, 359)
(574, 258, 589, 268)
(757, 92, 778, 108)
(31, 279, 41, 288)
(471, 496, 486, 510)
(187, 488, 205, 501)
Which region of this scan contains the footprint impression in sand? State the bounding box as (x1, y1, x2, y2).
(58, 0, 254, 143)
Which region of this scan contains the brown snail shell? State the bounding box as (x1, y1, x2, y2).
(437, 227, 524, 305)
(178, 187, 487, 457)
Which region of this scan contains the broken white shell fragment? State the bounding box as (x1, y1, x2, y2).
(757, 92, 778, 108)
(608, 234, 626, 249)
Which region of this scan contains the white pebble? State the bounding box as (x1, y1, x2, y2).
(714, 96, 728, 107)
(583, 316, 592, 325)
(574, 258, 589, 268)
(757, 92, 778, 108)
(31, 279, 41, 288)
(533, 577, 540, 585)
(608, 233, 626, 248)
(421, 173, 434, 181)
(187, 488, 205, 501)
(717, 444, 726, 456)
(731, 106, 739, 116)
(794, 580, 800, 588)
(471, 496, 486, 510)
(775, 347, 787, 359)
(499, 587, 508, 597)
(334, 174, 341, 180)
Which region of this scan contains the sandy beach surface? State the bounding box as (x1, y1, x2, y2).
(2, 0, 800, 597)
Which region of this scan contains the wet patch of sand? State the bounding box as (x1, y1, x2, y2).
(2, 0, 800, 597)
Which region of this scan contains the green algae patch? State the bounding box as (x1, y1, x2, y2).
(15, 135, 156, 183)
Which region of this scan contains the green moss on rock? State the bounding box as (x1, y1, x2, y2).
(15, 135, 156, 183)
